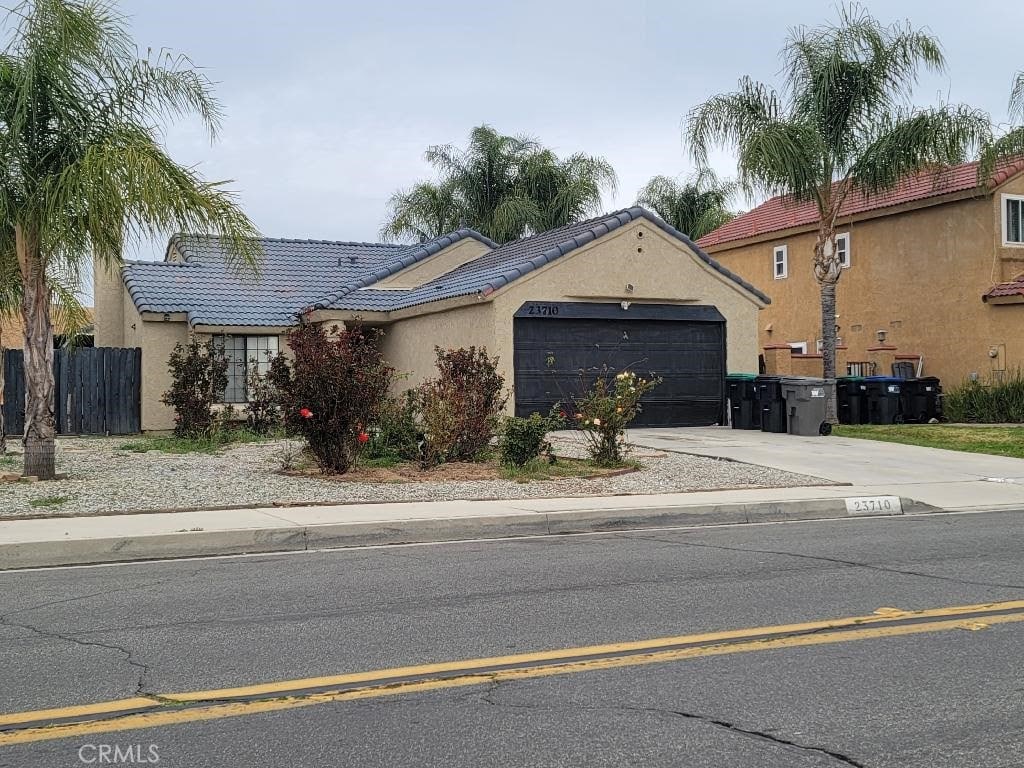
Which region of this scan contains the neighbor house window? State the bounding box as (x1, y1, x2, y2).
(218, 335, 279, 403)
(789, 341, 808, 354)
(1003, 195, 1024, 245)
(835, 232, 850, 268)
(773, 245, 788, 279)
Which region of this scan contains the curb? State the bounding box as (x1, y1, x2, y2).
(0, 496, 932, 570)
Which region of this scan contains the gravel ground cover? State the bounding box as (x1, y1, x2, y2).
(0, 435, 832, 518)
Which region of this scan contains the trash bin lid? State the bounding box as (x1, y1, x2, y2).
(726, 373, 758, 380)
(865, 376, 902, 382)
(780, 376, 834, 385)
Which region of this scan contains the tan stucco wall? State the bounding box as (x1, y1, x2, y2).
(705, 192, 1024, 385)
(374, 239, 491, 289)
(378, 303, 495, 393)
(380, 219, 764, 411)
(92, 258, 125, 347)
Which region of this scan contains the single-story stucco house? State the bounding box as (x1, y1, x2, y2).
(94, 207, 770, 432)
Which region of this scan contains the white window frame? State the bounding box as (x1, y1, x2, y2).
(1002, 194, 1024, 247)
(835, 232, 851, 268)
(773, 245, 788, 280)
(789, 342, 808, 354)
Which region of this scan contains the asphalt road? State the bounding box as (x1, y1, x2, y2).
(1, 510, 1022, 767)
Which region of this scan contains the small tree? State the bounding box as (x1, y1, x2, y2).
(418, 346, 507, 465)
(269, 323, 393, 474)
(573, 371, 660, 466)
(243, 360, 281, 435)
(162, 339, 228, 439)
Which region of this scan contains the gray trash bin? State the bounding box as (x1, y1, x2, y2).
(780, 377, 835, 436)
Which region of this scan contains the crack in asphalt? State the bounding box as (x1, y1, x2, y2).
(620, 533, 1024, 591)
(0, 612, 152, 696)
(480, 681, 864, 767)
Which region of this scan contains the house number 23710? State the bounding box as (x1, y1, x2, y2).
(527, 304, 560, 316)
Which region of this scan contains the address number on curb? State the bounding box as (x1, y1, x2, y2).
(845, 496, 903, 516)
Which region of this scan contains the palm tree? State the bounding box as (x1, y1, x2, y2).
(636, 170, 738, 240)
(686, 5, 990, 420)
(381, 125, 617, 243)
(0, 251, 90, 455)
(979, 71, 1024, 177)
(0, 0, 260, 479)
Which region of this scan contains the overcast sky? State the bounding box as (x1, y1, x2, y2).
(121, 0, 1020, 258)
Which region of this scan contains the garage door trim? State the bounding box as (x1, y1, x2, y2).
(513, 302, 725, 323)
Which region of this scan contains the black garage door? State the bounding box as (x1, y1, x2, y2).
(513, 302, 726, 427)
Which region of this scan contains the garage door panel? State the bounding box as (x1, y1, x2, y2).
(512, 304, 726, 428)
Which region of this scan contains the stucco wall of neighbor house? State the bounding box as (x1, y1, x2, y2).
(706, 193, 1024, 385)
(994, 173, 1024, 281)
(374, 239, 492, 289)
(378, 303, 496, 394)
(93, 258, 125, 348)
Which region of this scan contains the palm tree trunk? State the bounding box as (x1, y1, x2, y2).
(813, 222, 841, 424)
(16, 225, 56, 480)
(820, 280, 838, 422)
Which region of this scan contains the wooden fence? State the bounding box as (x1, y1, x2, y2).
(2, 347, 141, 436)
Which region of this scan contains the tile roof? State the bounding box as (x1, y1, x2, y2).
(697, 159, 1024, 249)
(121, 207, 769, 327)
(983, 274, 1024, 302)
(324, 207, 770, 313)
(122, 230, 496, 327)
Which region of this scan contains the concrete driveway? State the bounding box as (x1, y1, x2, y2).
(628, 426, 1024, 512)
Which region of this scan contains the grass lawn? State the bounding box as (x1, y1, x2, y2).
(834, 424, 1024, 459)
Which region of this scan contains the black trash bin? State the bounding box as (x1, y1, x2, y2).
(756, 375, 787, 433)
(865, 376, 904, 424)
(726, 374, 760, 430)
(836, 377, 869, 425)
(901, 377, 942, 423)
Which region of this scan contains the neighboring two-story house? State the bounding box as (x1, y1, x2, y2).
(697, 160, 1024, 386)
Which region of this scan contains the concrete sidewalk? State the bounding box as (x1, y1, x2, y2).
(0, 485, 935, 569)
(2, 427, 1023, 569)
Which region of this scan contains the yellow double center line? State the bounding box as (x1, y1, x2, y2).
(2, 598, 1023, 746)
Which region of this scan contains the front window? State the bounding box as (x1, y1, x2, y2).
(218, 335, 279, 403)
(1004, 195, 1024, 245)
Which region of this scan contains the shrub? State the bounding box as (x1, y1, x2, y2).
(268, 323, 393, 473)
(944, 371, 1024, 423)
(419, 346, 508, 465)
(365, 390, 422, 463)
(573, 370, 661, 465)
(499, 409, 566, 466)
(162, 338, 229, 438)
(244, 362, 281, 435)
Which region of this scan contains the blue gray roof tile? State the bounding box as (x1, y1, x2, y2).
(121, 208, 768, 327)
(325, 207, 770, 312)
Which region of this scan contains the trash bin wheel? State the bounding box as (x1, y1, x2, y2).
(819, 422, 832, 436)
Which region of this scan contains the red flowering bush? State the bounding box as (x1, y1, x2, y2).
(418, 346, 508, 465)
(268, 323, 393, 473)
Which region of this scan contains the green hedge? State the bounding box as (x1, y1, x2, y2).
(944, 371, 1024, 423)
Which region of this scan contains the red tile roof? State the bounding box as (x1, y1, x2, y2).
(983, 274, 1024, 302)
(697, 159, 1024, 248)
